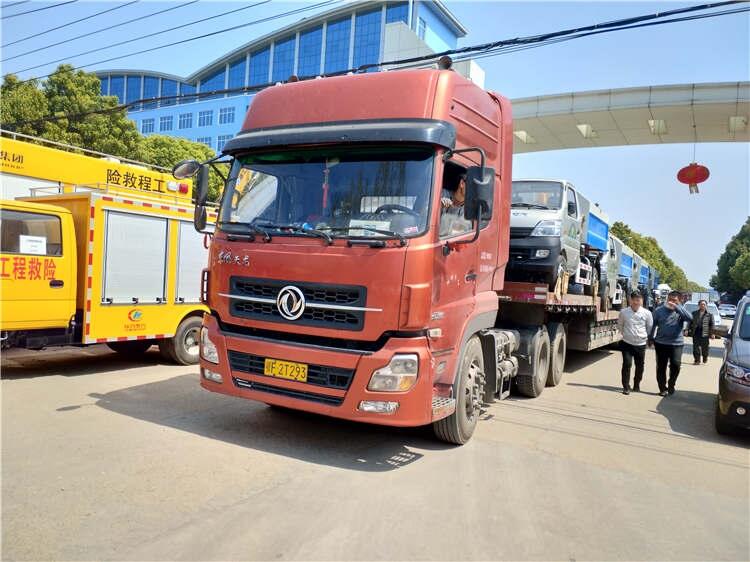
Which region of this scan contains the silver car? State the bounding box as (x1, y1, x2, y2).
(719, 304, 737, 318)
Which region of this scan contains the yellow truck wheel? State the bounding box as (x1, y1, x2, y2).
(107, 340, 154, 356)
(158, 315, 202, 365)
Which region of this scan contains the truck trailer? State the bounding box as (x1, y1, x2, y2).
(184, 67, 622, 444)
(0, 135, 211, 363)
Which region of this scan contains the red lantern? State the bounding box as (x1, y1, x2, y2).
(677, 162, 709, 194)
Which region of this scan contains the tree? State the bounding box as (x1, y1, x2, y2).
(711, 218, 750, 299)
(610, 221, 702, 290)
(140, 135, 225, 202)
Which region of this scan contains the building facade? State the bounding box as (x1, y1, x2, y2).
(96, 1, 478, 153)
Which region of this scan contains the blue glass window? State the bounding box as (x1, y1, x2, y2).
(159, 115, 173, 132)
(198, 110, 213, 127)
(109, 75, 124, 102)
(99, 75, 109, 96)
(125, 75, 142, 110)
(141, 119, 154, 134)
(178, 113, 192, 129)
(385, 2, 408, 24)
(218, 107, 235, 125)
(180, 83, 197, 104)
(217, 134, 233, 152)
(325, 17, 351, 74)
(353, 9, 381, 70)
(196, 136, 212, 148)
(417, 17, 426, 40)
(142, 76, 159, 110)
(228, 57, 246, 91)
(297, 26, 322, 77)
(161, 79, 178, 107)
(272, 36, 295, 82)
(200, 67, 226, 100)
(249, 47, 270, 86)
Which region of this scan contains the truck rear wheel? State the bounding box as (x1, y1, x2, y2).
(515, 328, 550, 398)
(546, 323, 567, 387)
(158, 316, 203, 365)
(107, 340, 153, 356)
(433, 336, 484, 445)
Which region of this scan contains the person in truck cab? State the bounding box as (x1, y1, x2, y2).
(440, 172, 471, 237)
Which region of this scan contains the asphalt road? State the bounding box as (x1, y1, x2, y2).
(2, 330, 748, 561)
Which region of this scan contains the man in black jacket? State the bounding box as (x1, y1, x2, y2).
(690, 300, 714, 365)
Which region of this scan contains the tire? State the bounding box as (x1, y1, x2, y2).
(158, 315, 203, 365)
(715, 400, 734, 436)
(515, 328, 551, 398)
(107, 340, 153, 355)
(548, 255, 568, 291)
(546, 323, 567, 387)
(433, 336, 485, 445)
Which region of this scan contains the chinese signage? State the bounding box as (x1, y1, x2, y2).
(1, 256, 56, 280)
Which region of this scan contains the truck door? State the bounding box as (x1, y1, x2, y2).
(0, 206, 76, 331)
(563, 185, 582, 274)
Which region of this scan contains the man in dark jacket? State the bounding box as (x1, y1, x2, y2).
(690, 299, 714, 365)
(649, 290, 693, 396)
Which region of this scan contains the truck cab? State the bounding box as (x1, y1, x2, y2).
(0, 199, 77, 346)
(508, 179, 584, 289)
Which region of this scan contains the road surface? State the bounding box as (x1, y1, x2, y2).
(2, 332, 748, 561)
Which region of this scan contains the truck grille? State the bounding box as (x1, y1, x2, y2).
(227, 350, 355, 390)
(510, 227, 534, 238)
(232, 377, 344, 406)
(228, 277, 367, 331)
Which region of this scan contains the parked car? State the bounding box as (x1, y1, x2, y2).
(683, 301, 727, 337)
(716, 294, 750, 435)
(719, 304, 737, 318)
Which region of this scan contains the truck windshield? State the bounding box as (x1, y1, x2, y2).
(219, 146, 434, 239)
(511, 181, 563, 210)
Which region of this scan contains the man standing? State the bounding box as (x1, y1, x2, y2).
(649, 290, 693, 396)
(617, 291, 653, 395)
(690, 300, 714, 364)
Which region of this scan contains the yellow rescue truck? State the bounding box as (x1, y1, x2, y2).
(0, 133, 212, 364)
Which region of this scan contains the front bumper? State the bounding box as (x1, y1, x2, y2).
(718, 373, 750, 429)
(198, 314, 438, 427)
(506, 236, 561, 276)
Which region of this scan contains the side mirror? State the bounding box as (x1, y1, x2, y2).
(463, 166, 494, 222)
(172, 159, 201, 179)
(193, 165, 210, 233)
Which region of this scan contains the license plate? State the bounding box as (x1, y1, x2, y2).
(263, 358, 308, 383)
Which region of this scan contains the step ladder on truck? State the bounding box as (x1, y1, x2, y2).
(0, 133, 215, 364)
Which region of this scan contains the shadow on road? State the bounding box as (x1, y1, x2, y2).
(681, 342, 726, 360)
(1, 347, 168, 380)
(565, 349, 615, 373)
(87, 374, 451, 472)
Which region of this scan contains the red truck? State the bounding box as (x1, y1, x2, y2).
(176, 67, 620, 444)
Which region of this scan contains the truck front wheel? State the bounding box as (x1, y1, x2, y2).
(107, 340, 153, 356)
(433, 336, 485, 445)
(158, 316, 203, 365)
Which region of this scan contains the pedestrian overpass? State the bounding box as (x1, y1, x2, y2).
(511, 81, 749, 153)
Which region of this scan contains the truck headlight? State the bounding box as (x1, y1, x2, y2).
(725, 361, 750, 386)
(530, 219, 561, 237)
(200, 326, 219, 364)
(367, 354, 418, 392)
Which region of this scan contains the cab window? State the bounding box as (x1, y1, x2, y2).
(0, 209, 63, 256)
(439, 161, 472, 239)
(566, 187, 578, 218)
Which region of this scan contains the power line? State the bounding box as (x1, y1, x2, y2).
(2, 1, 139, 48)
(5, 1, 198, 66)
(4, 1, 748, 129)
(9, 0, 271, 68)
(12, 0, 342, 83)
(1, 0, 77, 19)
(1, 1, 31, 9)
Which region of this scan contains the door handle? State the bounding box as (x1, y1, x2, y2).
(49, 279, 64, 288)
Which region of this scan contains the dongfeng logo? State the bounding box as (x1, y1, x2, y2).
(128, 309, 143, 322)
(276, 286, 305, 321)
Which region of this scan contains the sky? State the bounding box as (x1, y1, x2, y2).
(1, 0, 749, 286)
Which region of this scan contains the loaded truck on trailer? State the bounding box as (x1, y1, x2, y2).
(0, 134, 211, 364)
(179, 67, 622, 444)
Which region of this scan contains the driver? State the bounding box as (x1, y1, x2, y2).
(441, 173, 466, 211)
(440, 173, 471, 237)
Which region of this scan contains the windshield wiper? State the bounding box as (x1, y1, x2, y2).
(253, 221, 332, 245)
(218, 221, 272, 242)
(511, 203, 550, 210)
(319, 226, 406, 247)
